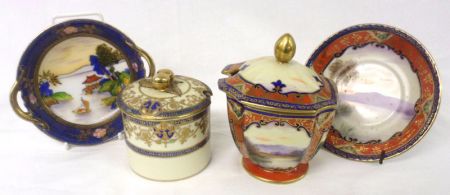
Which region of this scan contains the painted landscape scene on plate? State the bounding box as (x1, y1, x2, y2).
(38, 37, 132, 125)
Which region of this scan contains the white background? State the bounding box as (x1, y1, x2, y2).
(0, 0, 449, 194)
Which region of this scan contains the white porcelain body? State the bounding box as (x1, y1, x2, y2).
(127, 143, 211, 181)
(122, 108, 211, 181)
(240, 56, 323, 93)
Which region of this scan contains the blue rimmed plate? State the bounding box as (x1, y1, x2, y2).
(10, 19, 155, 145)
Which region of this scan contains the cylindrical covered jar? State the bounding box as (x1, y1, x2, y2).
(118, 69, 212, 181)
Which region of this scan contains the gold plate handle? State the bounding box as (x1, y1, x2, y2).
(137, 47, 156, 77)
(10, 81, 49, 129)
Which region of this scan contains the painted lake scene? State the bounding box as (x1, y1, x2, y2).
(38, 37, 131, 125)
(324, 43, 420, 144)
(244, 123, 311, 169)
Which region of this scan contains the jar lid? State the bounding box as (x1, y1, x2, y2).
(218, 34, 337, 114)
(118, 69, 212, 120)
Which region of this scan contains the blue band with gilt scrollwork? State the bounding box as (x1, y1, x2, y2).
(126, 136, 209, 158)
(122, 109, 208, 126)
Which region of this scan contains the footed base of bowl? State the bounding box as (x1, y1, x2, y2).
(242, 157, 308, 183)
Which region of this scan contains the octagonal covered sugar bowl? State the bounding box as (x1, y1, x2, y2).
(218, 34, 337, 183)
(118, 68, 212, 181)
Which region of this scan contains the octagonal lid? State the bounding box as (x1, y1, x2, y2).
(218, 34, 337, 114)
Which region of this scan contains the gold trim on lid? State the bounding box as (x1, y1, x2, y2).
(152, 69, 174, 90)
(139, 68, 182, 96)
(274, 33, 296, 63)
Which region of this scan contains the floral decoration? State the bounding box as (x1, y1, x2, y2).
(271, 80, 286, 93)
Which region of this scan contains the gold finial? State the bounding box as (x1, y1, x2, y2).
(139, 68, 182, 95)
(274, 33, 296, 63)
(151, 69, 173, 90)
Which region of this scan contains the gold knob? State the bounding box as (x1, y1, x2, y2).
(274, 33, 296, 63)
(152, 69, 173, 90)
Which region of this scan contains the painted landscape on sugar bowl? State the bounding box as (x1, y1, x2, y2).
(244, 123, 311, 169)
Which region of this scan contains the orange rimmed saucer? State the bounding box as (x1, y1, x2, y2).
(307, 24, 441, 162)
(242, 157, 309, 183)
